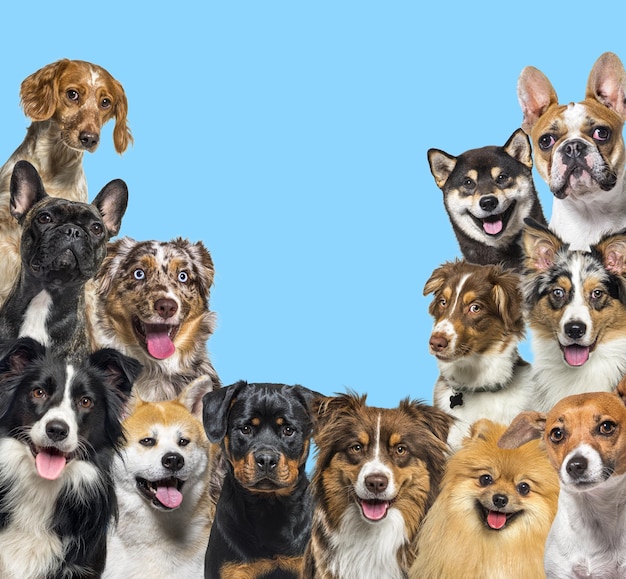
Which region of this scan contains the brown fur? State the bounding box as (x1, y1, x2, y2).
(221, 557, 303, 579)
(410, 419, 558, 579)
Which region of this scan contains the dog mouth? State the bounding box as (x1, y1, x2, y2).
(559, 340, 597, 367)
(476, 501, 522, 530)
(357, 498, 394, 522)
(469, 201, 516, 237)
(132, 317, 180, 360)
(30, 445, 72, 481)
(136, 476, 185, 510)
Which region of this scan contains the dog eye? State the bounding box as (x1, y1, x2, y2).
(139, 437, 156, 447)
(178, 437, 190, 446)
(517, 482, 531, 496)
(77, 396, 94, 409)
(468, 303, 481, 314)
(178, 271, 189, 283)
(495, 173, 509, 184)
(282, 426, 295, 437)
(478, 474, 493, 487)
(90, 223, 103, 236)
(549, 428, 565, 443)
(133, 269, 146, 280)
(349, 443, 363, 454)
(100, 97, 112, 110)
(591, 289, 604, 300)
(599, 421, 617, 436)
(37, 212, 52, 224)
(462, 177, 475, 189)
(438, 298, 447, 309)
(395, 445, 408, 456)
(592, 127, 611, 142)
(240, 425, 252, 435)
(552, 288, 565, 300)
(538, 134, 556, 150)
(66, 89, 79, 102)
(31, 388, 47, 400)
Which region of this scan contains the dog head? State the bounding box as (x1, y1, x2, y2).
(500, 389, 626, 493)
(94, 236, 215, 362)
(518, 52, 626, 200)
(203, 381, 316, 496)
(20, 58, 132, 154)
(0, 337, 141, 481)
(423, 260, 525, 363)
(521, 219, 626, 367)
(116, 376, 213, 511)
(427, 129, 539, 247)
(9, 160, 127, 288)
(309, 392, 451, 531)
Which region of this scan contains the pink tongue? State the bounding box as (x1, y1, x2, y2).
(487, 510, 507, 530)
(564, 345, 590, 366)
(483, 219, 503, 235)
(145, 326, 176, 359)
(155, 485, 183, 509)
(35, 451, 67, 480)
(361, 500, 389, 521)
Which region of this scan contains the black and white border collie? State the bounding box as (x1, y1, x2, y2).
(0, 337, 141, 578)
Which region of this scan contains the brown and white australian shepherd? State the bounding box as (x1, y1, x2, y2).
(302, 392, 452, 579)
(522, 219, 626, 411)
(90, 237, 220, 410)
(423, 260, 533, 450)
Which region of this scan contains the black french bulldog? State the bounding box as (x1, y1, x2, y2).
(0, 160, 128, 361)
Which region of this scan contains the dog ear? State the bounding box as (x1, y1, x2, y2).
(404, 399, 453, 444)
(89, 348, 143, 404)
(427, 149, 457, 189)
(503, 128, 533, 170)
(517, 65, 559, 134)
(91, 179, 129, 238)
(423, 261, 455, 297)
(202, 380, 246, 443)
(594, 231, 626, 275)
(179, 375, 216, 418)
(9, 160, 49, 223)
(19, 59, 69, 121)
(498, 411, 546, 449)
(521, 219, 564, 272)
(615, 375, 626, 405)
(109, 77, 133, 154)
(586, 52, 626, 119)
(490, 267, 524, 333)
(95, 236, 137, 295)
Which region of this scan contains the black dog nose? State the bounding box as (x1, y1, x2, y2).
(564, 321, 587, 340)
(64, 225, 82, 239)
(365, 474, 389, 494)
(162, 452, 184, 472)
(46, 419, 69, 442)
(255, 451, 280, 472)
(492, 493, 508, 509)
(155, 298, 178, 320)
(566, 455, 588, 479)
(564, 139, 586, 159)
(479, 195, 499, 212)
(79, 131, 99, 149)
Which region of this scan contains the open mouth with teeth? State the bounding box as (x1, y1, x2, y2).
(136, 476, 185, 510)
(469, 200, 516, 237)
(559, 340, 597, 367)
(358, 497, 395, 522)
(132, 317, 180, 360)
(30, 445, 73, 481)
(476, 502, 522, 530)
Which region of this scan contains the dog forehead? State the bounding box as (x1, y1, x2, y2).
(547, 392, 626, 430)
(231, 384, 307, 422)
(125, 400, 204, 437)
(448, 146, 521, 179)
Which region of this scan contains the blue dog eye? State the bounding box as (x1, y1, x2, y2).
(133, 269, 145, 280)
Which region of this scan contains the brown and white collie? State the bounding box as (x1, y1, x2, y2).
(302, 392, 452, 579)
(423, 260, 533, 450)
(522, 219, 626, 411)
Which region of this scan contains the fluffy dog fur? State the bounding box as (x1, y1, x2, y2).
(427, 128, 546, 270)
(518, 52, 626, 250)
(0, 337, 141, 579)
(0, 58, 131, 306)
(521, 219, 626, 411)
(410, 419, 559, 579)
(423, 260, 533, 449)
(302, 392, 452, 579)
(500, 389, 626, 577)
(91, 236, 220, 408)
(105, 377, 216, 579)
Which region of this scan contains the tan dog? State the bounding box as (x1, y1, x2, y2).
(410, 419, 558, 579)
(518, 52, 626, 250)
(499, 388, 626, 577)
(0, 59, 132, 306)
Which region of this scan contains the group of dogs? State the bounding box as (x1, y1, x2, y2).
(0, 50, 625, 579)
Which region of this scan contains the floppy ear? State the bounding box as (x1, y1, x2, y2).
(19, 59, 69, 121)
(517, 65, 559, 133)
(490, 266, 524, 333)
(522, 218, 564, 272)
(95, 236, 137, 295)
(9, 160, 49, 223)
(110, 77, 133, 154)
(91, 179, 128, 238)
(503, 128, 533, 170)
(423, 262, 454, 296)
(427, 148, 457, 189)
(586, 52, 626, 119)
(498, 411, 546, 449)
(202, 381, 246, 443)
(89, 348, 143, 403)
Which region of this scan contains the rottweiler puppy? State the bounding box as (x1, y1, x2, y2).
(202, 381, 317, 579)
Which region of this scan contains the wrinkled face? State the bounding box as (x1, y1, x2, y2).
(530, 100, 625, 200)
(224, 385, 312, 495)
(119, 399, 210, 511)
(543, 393, 626, 491)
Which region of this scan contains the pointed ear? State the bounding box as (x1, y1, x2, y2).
(522, 219, 564, 272)
(9, 160, 48, 223)
(91, 179, 128, 238)
(594, 231, 626, 275)
(517, 65, 559, 133)
(498, 411, 546, 449)
(503, 128, 533, 169)
(586, 52, 626, 118)
(427, 149, 457, 189)
(202, 381, 246, 443)
(615, 375, 626, 406)
(178, 375, 217, 418)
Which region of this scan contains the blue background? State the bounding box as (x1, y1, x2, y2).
(1, 2, 625, 409)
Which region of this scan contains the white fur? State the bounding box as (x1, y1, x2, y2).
(18, 290, 52, 345)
